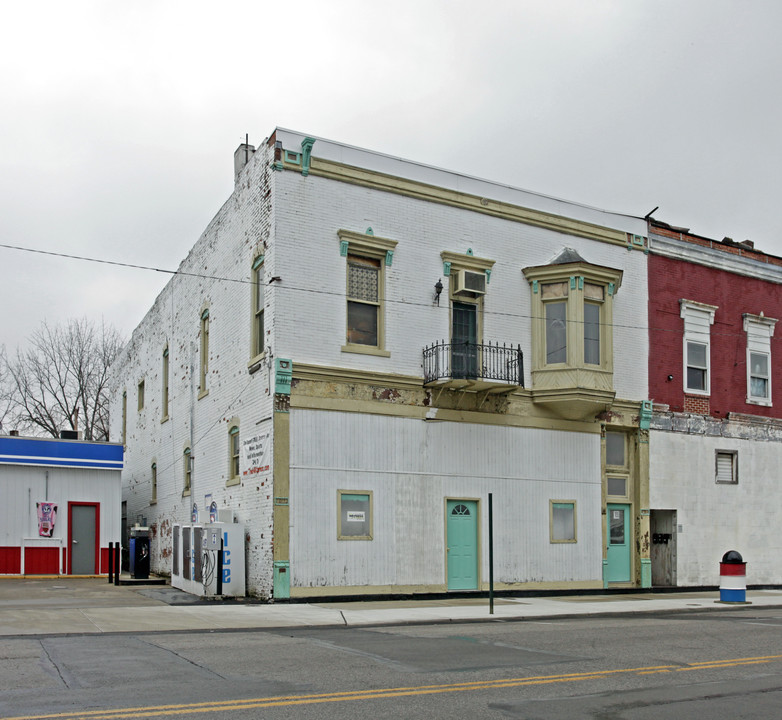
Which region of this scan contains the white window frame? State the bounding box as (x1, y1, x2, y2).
(743, 313, 777, 406)
(680, 300, 717, 396)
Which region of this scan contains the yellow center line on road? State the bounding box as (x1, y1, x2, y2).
(6, 653, 782, 720)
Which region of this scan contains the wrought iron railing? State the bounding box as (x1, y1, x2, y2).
(423, 341, 524, 386)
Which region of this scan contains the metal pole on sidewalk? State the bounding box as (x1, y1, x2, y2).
(489, 493, 494, 615)
(108, 542, 114, 584)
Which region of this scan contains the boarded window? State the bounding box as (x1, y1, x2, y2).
(338, 491, 372, 540)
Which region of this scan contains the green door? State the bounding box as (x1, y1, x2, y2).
(447, 500, 479, 590)
(606, 503, 631, 583)
(451, 302, 478, 379)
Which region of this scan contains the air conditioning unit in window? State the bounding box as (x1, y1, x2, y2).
(452, 270, 486, 296)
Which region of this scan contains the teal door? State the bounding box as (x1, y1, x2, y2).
(447, 500, 479, 590)
(451, 303, 478, 379)
(606, 503, 631, 583)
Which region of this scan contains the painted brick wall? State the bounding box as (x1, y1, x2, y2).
(110, 131, 651, 597)
(110, 140, 277, 597)
(649, 252, 782, 418)
(273, 169, 649, 402)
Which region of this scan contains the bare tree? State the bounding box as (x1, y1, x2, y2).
(5, 318, 124, 440)
(0, 345, 13, 433)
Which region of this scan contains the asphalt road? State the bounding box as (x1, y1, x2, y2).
(3, 609, 782, 719)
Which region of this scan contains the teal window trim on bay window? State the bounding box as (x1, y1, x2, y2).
(522, 254, 622, 420)
(338, 229, 397, 358)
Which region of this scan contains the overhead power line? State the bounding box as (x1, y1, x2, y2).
(0, 241, 761, 340)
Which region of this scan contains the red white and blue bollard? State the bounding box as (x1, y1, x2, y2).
(719, 550, 748, 603)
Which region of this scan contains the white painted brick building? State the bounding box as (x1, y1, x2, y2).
(110, 129, 651, 599)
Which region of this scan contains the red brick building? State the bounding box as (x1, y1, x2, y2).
(648, 220, 782, 588)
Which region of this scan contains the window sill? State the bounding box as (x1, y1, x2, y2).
(198, 389, 209, 400)
(150, 500, 157, 506)
(182, 489, 191, 497)
(247, 352, 266, 373)
(684, 389, 710, 397)
(550, 539, 577, 544)
(341, 344, 391, 358)
(160, 415, 169, 424)
(747, 398, 772, 407)
(226, 477, 241, 487)
(337, 535, 373, 541)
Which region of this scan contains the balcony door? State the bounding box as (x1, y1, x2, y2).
(452, 302, 478, 379)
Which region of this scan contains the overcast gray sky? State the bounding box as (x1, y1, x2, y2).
(1, 0, 780, 351)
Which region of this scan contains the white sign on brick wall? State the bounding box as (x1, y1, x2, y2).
(242, 432, 270, 476)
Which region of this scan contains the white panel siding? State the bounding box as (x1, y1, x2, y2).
(289, 409, 602, 589)
(0, 465, 121, 550)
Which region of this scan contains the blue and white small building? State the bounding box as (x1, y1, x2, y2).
(0, 434, 124, 575)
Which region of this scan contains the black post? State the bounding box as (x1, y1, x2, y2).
(108, 542, 114, 583)
(489, 493, 494, 615)
(216, 537, 223, 596)
(113, 543, 120, 586)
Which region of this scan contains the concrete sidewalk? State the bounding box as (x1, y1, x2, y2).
(1, 578, 781, 637)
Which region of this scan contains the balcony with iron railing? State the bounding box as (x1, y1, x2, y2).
(422, 341, 524, 392)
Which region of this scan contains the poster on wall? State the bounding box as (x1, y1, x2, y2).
(36, 502, 58, 537)
(242, 432, 270, 476)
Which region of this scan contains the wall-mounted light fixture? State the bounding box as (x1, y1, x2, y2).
(434, 279, 443, 305)
(667, 374, 674, 382)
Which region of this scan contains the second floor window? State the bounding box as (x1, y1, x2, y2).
(252, 256, 264, 357)
(161, 346, 169, 420)
(744, 313, 776, 406)
(199, 308, 209, 396)
(680, 300, 716, 396)
(347, 255, 380, 346)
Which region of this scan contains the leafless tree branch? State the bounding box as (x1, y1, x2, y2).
(4, 318, 124, 440)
